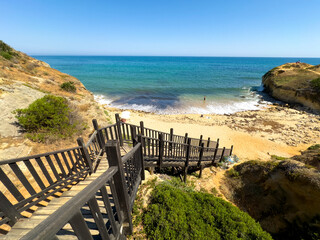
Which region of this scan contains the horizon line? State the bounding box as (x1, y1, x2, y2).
(30, 54, 320, 59)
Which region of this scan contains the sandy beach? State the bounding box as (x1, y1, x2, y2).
(105, 105, 320, 161)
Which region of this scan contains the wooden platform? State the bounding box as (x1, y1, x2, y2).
(0, 160, 112, 240)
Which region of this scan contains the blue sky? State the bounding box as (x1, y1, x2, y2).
(1, 0, 320, 57)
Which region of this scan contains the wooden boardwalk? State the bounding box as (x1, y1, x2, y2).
(0, 114, 233, 239)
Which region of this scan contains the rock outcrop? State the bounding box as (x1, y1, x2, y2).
(223, 158, 320, 240)
(0, 41, 111, 158)
(262, 62, 320, 111)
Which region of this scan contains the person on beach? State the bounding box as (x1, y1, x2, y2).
(204, 96, 206, 101)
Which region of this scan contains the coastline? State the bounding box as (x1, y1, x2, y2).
(102, 104, 320, 161)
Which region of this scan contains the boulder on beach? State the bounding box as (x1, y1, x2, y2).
(262, 62, 320, 111)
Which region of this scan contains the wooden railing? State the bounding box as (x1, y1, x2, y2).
(0, 113, 234, 239)
(21, 140, 144, 240)
(0, 145, 90, 227)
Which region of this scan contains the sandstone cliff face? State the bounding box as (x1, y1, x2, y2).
(0, 41, 111, 158)
(262, 63, 320, 111)
(224, 159, 320, 240)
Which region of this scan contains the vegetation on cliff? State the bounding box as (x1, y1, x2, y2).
(133, 178, 272, 240)
(262, 62, 320, 110)
(14, 95, 84, 142)
(0, 40, 18, 60)
(224, 154, 320, 240)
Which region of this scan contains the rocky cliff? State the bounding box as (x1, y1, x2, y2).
(262, 62, 320, 111)
(0, 41, 111, 159)
(223, 152, 320, 240)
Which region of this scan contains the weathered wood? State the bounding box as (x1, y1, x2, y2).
(158, 134, 164, 169)
(69, 210, 94, 240)
(184, 138, 191, 183)
(115, 113, 123, 146)
(184, 133, 188, 144)
(105, 140, 133, 235)
(23, 160, 46, 190)
(140, 121, 144, 136)
(230, 145, 234, 156)
(92, 119, 105, 149)
(77, 138, 93, 174)
(219, 147, 226, 162)
(9, 162, 37, 195)
(0, 192, 21, 226)
(198, 143, 204, 178)
(131, 126, 137, 146)
(100, 186, 119, 236)
(199, 135, 203, 147)
(137, 135, 145, 180)
(88, 197, 110, 240)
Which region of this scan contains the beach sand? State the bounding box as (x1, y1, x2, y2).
(105, 105, 320, 161)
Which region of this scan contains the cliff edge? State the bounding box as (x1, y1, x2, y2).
(0, 41, 111, 158)
(262, 62, 320, 111)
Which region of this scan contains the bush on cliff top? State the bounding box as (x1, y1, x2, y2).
(143, 180, 272, 240)
(14, 95, 78, 142)
(60, 81, 76, 92)
(0, 40, 17, 60)
(310, 78, 320, 92)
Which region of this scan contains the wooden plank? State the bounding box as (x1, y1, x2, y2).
(105, 141, 132, 235)
(100, 186, 119, 237)
(9, 162, 37, 195)
(88, 197, 110, 240)
(45, 155, 62, 181)
(0, 191, 21, 225)
(35, 157, 54, 185)
(69, 211, 94, 240)
(54, 153, 67, 178)
(23, 160, 46, 190)
(158, 134, 164, 169)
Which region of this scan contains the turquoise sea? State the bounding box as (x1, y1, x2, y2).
(35, 56, 320, 114)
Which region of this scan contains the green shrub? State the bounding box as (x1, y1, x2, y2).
(0, 40, 17, 60)
(271, 155, 287, 160)
(14, 95, 77, 142)
(310, 78, 320, 92)
(226, 168, 240, 178)
(143, 181, 272, 240)
(60, 81, 76, 92)
(308, 144, 320, 150)
(0, 51, 12, 60)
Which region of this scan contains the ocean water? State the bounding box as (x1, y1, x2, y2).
(35, 56, 320, 114)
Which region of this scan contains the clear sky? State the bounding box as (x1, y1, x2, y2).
(1, 0, 320, 57)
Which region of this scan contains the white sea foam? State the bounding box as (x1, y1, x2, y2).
(94, 94, 113, 105)
(94, 92, 271, 115)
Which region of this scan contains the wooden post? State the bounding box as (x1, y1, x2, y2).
(137, 135, 145, 180)
(184, 138, 191, 183)
(230, 145, 234, 156)
(140, 121, 144, 136)
(207, 137, 210, 152)
(169, 128, 173, 153)
(115, 113, 123, 146)
(184, 133, 188, 144)
(105, 140, 133, 234)
(198, 143, 204, 178)
(158, 133, 164, 170)
(92, 119, 105, 149)
(131, 126, 137, 146)
(219, 147, 226, 162)
(77, 137, 93, 174)
(212, 142, 219, 165)
(0, 192, 21, 226)
(69, 211, 94, 240)
(199, 135, 203, 146)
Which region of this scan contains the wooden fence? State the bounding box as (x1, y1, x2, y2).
(0, 114, 233, 239)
